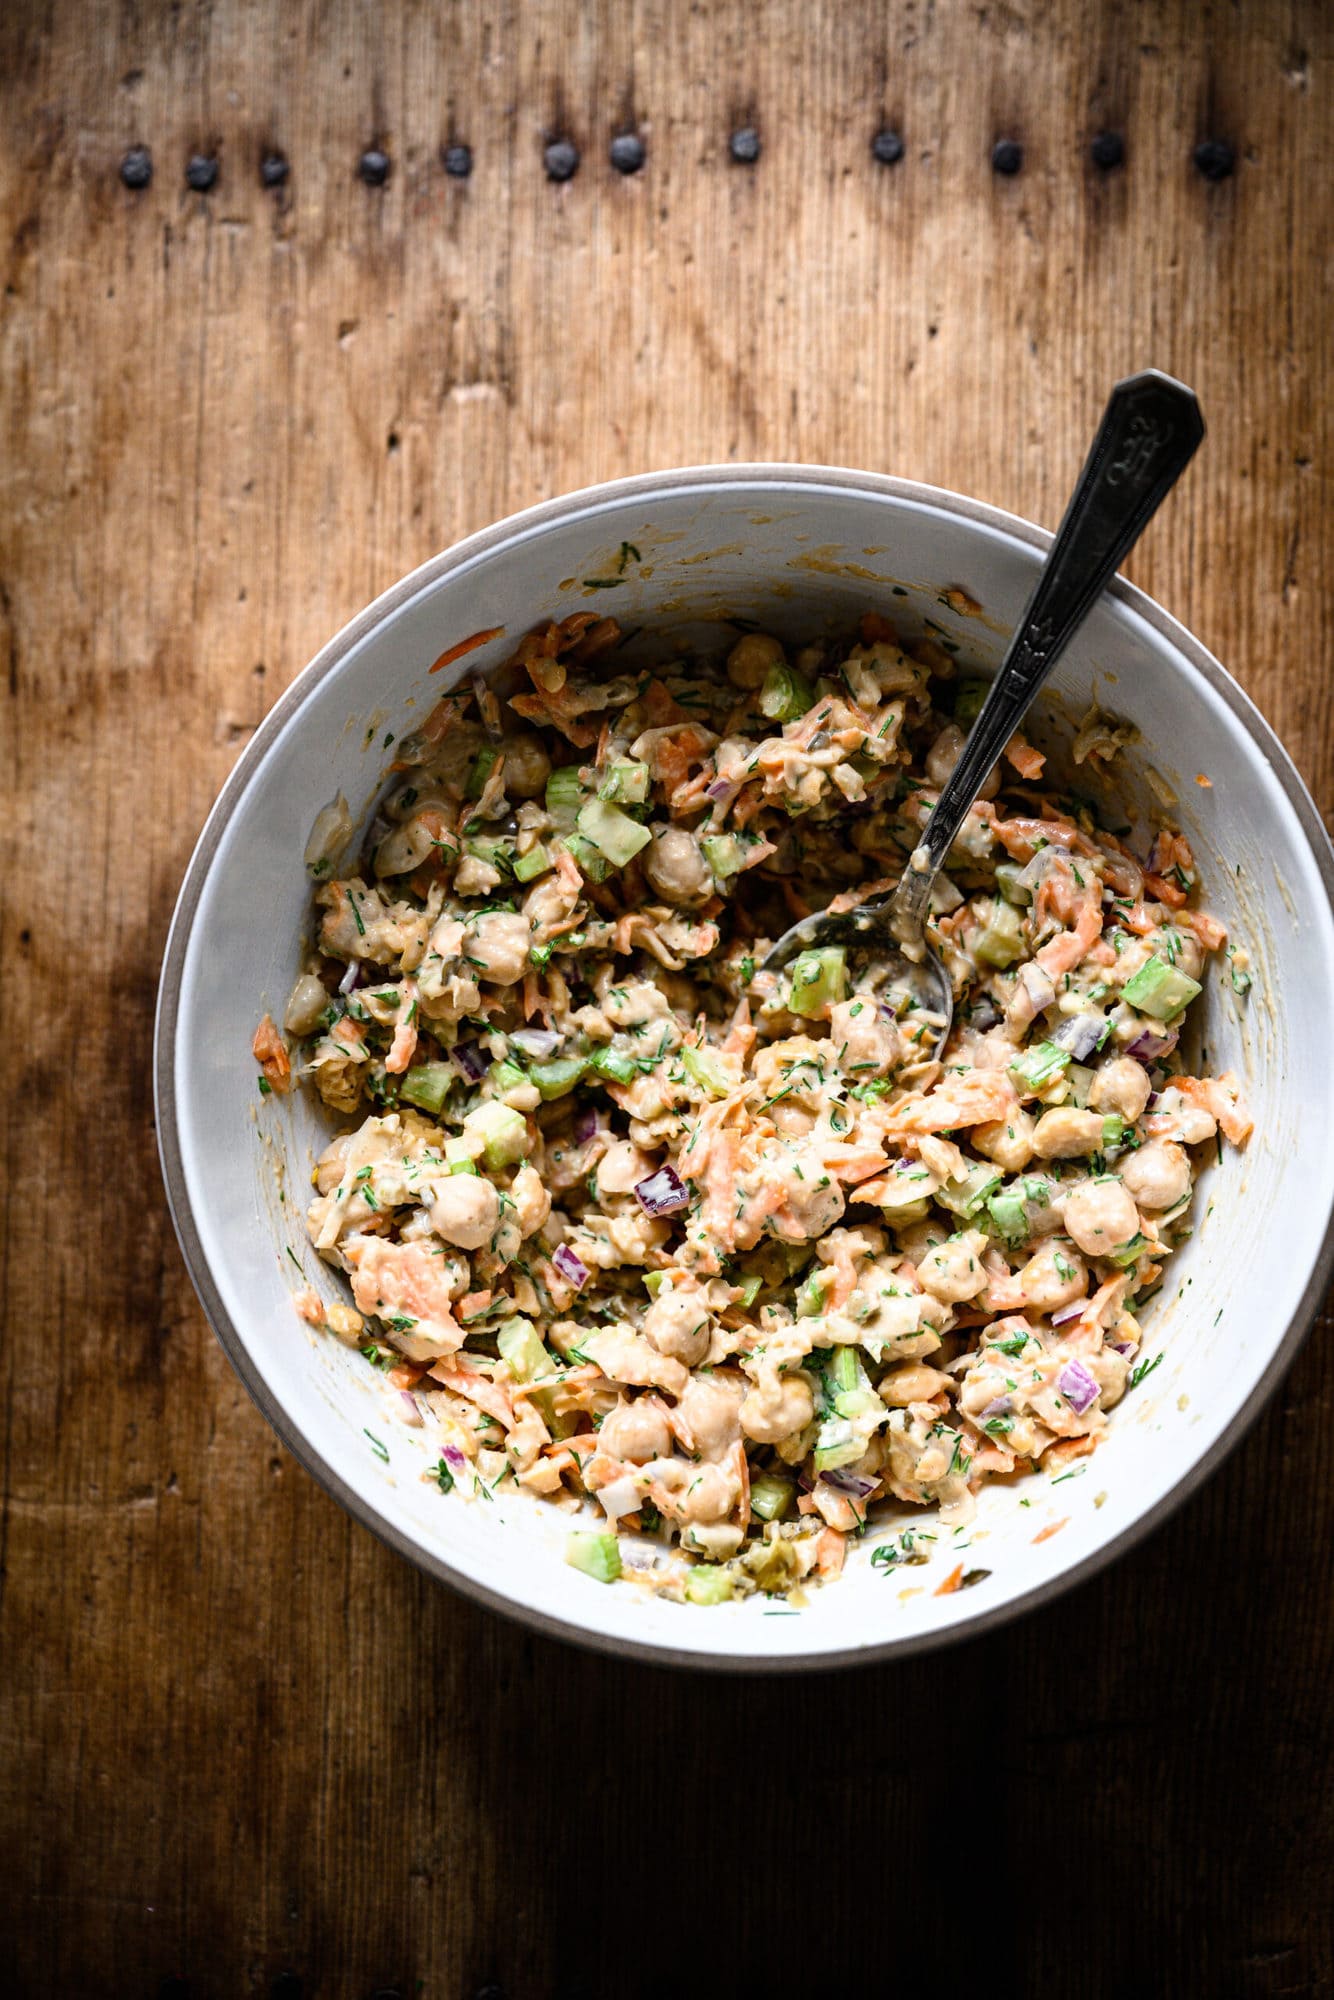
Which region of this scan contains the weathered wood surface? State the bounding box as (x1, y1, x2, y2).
(3, 1, 1332, 1993)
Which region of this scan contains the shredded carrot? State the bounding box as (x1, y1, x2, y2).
(934, 1563, 964, 1596)
(428, 626, 505, 674)
(1195, 772, 1213, 787)
(1032, 1518, 1069, 1545)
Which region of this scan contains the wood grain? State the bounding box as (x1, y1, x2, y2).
(2, 2, 1332, 1994)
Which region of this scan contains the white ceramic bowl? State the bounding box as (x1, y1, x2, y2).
(155, 466, 1334, 1671)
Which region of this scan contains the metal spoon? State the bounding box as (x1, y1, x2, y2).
(763, 368, 1205, 1054)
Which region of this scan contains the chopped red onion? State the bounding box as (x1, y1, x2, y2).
(1049, 1012, 1107, 1061)
(452, 1040, 491, 1081)
(969, 997, 1002, 1032)
(1018, 962, 1057, 1013)
(1128, 1026, 1179, 1063)
(1110, 1340, 1134, 1356)
(339, 959, 363, 995)
(980, 1394, 1013, 1419)
(822, 1470, 880, 1499)
(1051, 1299, 1087, 1327)
(633, 1165, 690, 1216)
(398, 1390, 423, 1426)
(1057, 1358, 1100, 1415)
(705, 776, 732, 801)
(1145, 1091, 1162, 1111)
(442, 1443, 467, 1474)
(552, 1242, 590, 1291)
(510, 1026, 560, 1060)
(573, 1107, 603, 1144)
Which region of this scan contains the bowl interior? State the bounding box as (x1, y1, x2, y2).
(159, 470, 1334, 1668)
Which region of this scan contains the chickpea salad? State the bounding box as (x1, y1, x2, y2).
(255, 609, 1251, 1605)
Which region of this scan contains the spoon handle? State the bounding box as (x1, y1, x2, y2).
(892, 368, 1204, 933)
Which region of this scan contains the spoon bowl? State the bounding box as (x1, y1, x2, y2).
(761, 369, 1205, 1058)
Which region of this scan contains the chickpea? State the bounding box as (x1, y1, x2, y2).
(726, 631, 786, 690)
(644, 826, 712, 905)
(1031, 1107, 1106, 1159)
(428, 1174, 499, 1250)
(509, 1164, 551, 1239)
(375, 806, 455, 879)
(502, 732, 552, 799)
(467, 911, 531, 986)
(1062, 1177, 1140, 1257)
(1121, 1140, 1191, 1211)
(643, 1287, 713, 1366)
(972, 1107, 1036, 1173)
(916, 1229, 989, 1303)
(674, 1371, 744, 1460)
(1088, 1056, 1151, 1122)
(740, 1370, 815, 1445)
(1017, 1239, 1088, 1311)
(596, 1139, 658, 1196)
(879, 1362, 953, 1407)
(599, 1397, 672, 1465)
(676, 1462, 737, 1524)
(285, 972, 331, 1037)
(926, 723, 1001, 800)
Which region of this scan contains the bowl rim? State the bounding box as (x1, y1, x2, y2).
(154, 461, 1334, 1673)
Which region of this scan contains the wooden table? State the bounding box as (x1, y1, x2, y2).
(4, 2, 1332, 1992)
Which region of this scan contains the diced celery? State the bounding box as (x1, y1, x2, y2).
(1110, 1231, 1148, 1269)
(545, 766, 586, 826)
(1008, 1040, 1072, 1091)
(986, 1185, 1029, 1242)
(588, 1045, 638, 1085)
(463, 1099, 529, 1169)
(701, 833, 744, 882)
(563, 833, 611, 884)
(1122, 956, 1203, 1020)
(444, 1136, 480, 1175)
(565, 1531, 622, 1583)
(734, 1271, 764, 1309)
(796, 1268, 831, 1318)
(954, 678, 990, 725)
(529, 1055, 587, 1100)
(812, 1417, 862, 1473)
(528, 942, 555, 969)
(576, 797, 652, 868)
(829, 1347, 860, 1393)
(496, 1316, 551, 1382)
(937, 1161, 1003, 1217)
(642, 1270, 667, 1298)
(749, 1473, 794, 1522)
(465, 836, 513, 875)
(788, 946, 847, 1018)
(448, 1156, 479, 1177)
(684, 1565, 734, 1605)
(465, 746, 499, 799)
(834, 1386, 884, 1421)
(1102, 1113, 1126, 1148)
(490, 1059, 528, 1096)
(399, 1062, 451, 1114)
(681, 1044, 736, 1098)
(758, 661, 815, 722)
(872, 1167, 933, 1224)
(974, 898, 1025, 968)
(994, 861, 1032, 906)
(598, 760, 650, 805)
(512, 841, 552, 883)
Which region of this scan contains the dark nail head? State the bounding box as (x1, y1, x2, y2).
(359, 148, 390, 186)
(872, 127, 905, 166)
(729, 126, 761, 164)
(270, 1978, 303, 2000)
(609, 132, 646, 175)
(443, 143, 473, 179)
(1090, 131, 1124, 171)
(120, 145, 152, 189)
(544, 139, 579, 182)
(991, 138, 1023, 176)
(261, 153, 289, 187)
(1193, 138, 1234, 182)
(186, 154, 218, 192)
